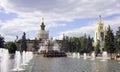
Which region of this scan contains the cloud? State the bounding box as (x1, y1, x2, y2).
(58, 16, 120, 38)
(0, 0, 120, 41)
(1, 0, 120, 19)
(59, 23, 95, 37)
(104, 16, 120, 33)
(0, 15, 66, 41)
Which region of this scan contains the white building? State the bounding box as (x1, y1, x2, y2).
(37, 18, 49, 40)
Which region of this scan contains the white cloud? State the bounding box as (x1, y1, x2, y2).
(59, 23, 95, 37)
(1, 0, 120, 19)
(58, 16, 120, 38)
(0, 0, 120, 41)
(0, 14, 66, 41)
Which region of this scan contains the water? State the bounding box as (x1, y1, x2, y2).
(83, 53, 87, 59)
(0, 49, 9, 72)
(91, 52, 95, 60)
(21, 51, 28, 65)
(38, 39, 60, 52)
(101, 51, 108, 61)
(77, 53, 80, 59)
(32, 57, 120, 72)
(0, 49, 33, 72)
(12, 51, 25, 71)
(0, 49, 120, 72)
(53, 40, 60, 51)
(72, 53, 80, 58)
(72, 52, 77, 58)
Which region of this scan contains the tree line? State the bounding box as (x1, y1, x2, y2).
(62, 34, 94, 54)
(62, 26, 120, 55)
(0, 35, 17, 53)
(0, 26, 120, 55)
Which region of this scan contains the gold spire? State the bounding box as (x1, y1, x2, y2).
(97, 15, 104, 30)
(42, 17, 44, 23)
(99, 15, 102, 23)
(41, 17, 45, 30)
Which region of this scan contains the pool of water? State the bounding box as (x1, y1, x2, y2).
(1, 56, 120, 72)
(32, 57, 120, 72)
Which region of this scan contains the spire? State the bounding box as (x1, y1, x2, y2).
(41, 17, 45, 30)
(99, 15, 102, 22)
(98, 15, 103, 24)
(97, 15, 104, 30)
(98, 15, 103, 26)
(42, 17, 44, 23)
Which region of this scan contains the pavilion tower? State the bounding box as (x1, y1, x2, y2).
(94, 15, 106, 52)
(37, 18, 49, 40)
(41, 18, 45, 30)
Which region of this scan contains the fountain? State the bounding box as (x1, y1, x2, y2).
(77, 53, 80, 59)
(38, 39, 66, 57)
(91, 52, 95, 60)
(12, 51, 25, 71)
(26, 51, 33, 62)
(21, 51, 28, 65)
(0, 48, 33, 72)
(83, 53, 87, 59)
(72, 52, 76, 58)
(101, 51, 108, 61)
(53, 40, 60, 51)
(0, 48, 9, 72)
(21, 51, 33, 65)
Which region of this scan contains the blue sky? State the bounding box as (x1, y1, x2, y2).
(0, 0, 120, 41)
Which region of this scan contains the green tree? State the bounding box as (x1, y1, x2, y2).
(87, 35, 94, 53)
(0, 35, 5, 48)
(104, 25, 115, 59)
(95, 40, 101, 56)
(65, 35, 94, 53)
(76, 37, 81, 52)
(68, 37, 76, 52)
(61, 36, 69, 52)
(5, 42, 17, 53)
(82, 34, 88, 53)
(114, 27, 120, 53)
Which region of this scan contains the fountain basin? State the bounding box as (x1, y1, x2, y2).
(40, 50, 67, 57)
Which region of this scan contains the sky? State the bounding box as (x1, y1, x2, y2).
(0, 0, 120, 41)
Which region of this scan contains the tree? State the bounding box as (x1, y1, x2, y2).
(81, 34, 88, 53)
(104, 25, 115, 59)
(0, 35, 5, 48)
(68, 37, 76, 52)
(114, 27, 120, 53)
(64, 35, 94, 53)
(21, 32, 27, 52)
(95, 40, 101, 56)
(76, 37, 81, 52)
(87, 35, 94, 53)
(5, 42, 17, 53)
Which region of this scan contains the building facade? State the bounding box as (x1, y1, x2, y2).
(94, 15, 106, 52)
(16, 18, 49, 52)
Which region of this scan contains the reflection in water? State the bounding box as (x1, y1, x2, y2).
(32, 57, 120, 72)
(1, 55, 120, 72)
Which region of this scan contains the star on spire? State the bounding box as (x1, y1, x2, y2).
(99, 15, 102, 23)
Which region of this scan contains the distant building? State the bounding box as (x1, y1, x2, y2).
(94, 15, 107, 52)
(37, 18, 49, 40)
(16, 18, 49, 52)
